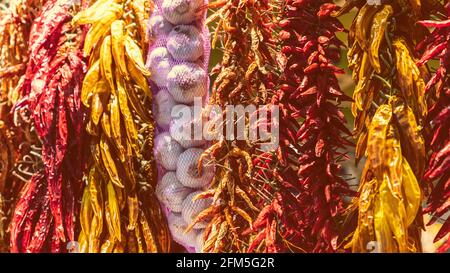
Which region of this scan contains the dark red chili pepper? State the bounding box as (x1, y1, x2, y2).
(417, 3, 450, 253)
(250, 0, 353, 253)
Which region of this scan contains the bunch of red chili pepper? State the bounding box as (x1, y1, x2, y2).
(250, 0, 353, 253)
(417, 2, 450, 253)
(9, 0, 88, 252)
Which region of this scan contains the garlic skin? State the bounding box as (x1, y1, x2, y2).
(156, 172, 193, 212)
(154, 89, 176, 128)
(167, 25, 204, 62)
(148, 14, 173, 38)
(181, 191, 212, 229)
(154, 132, 184, 171)
(147, 47, 172, 88)
(167, 63, 207, 104)
(161, 0, 203, 25)
(167, 213, 198, 247)
(177, 148, 214, 188)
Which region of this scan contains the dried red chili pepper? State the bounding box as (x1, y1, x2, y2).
(9, 0, 88, 252)
(417, 3, 450, 253)
(249, 0, 353, 253)
(0, 0, 46, 252)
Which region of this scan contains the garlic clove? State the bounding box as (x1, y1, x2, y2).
(195, 230, 205, 253)
(169, 105, 206, 148)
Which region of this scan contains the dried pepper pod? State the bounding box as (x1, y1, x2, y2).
(9, 0, 88, 252)
(189, 0, 276, 253)
(0, 0, 45, 252)
(338, 0, 429, 252)
(416, 2, 450, 253)
(74, 0, 170, 253)
(249, 0, 353, 253)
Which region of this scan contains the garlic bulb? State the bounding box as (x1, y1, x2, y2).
(147, 47, 172, 88)
(177, 148, 214, 188)
(181, 191, 212, 229)
(154, 89, 176, 128)
(167, 213, 198, 247)
(162, 0, 203, 25)
(167, 63, 207, 104)
(154, 132, 184, 171)
(156, 172, 193, 212)
(167, 25, 204, 62)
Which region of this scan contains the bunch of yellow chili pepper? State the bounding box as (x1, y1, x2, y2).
(74, 0, 170, 253)
(336, 0, 433, 252)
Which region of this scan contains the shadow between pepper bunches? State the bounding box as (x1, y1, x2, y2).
(336, 0, 436, 253)
(73, 0, 171, 253)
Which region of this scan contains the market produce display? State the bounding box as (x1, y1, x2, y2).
(0, 0, 448, 253)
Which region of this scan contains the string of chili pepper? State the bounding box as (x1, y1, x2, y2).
(9, 0, 89, 252)
(73, 0, 170, 253)
(0, 0, 45, 252)
(336, 0, 432, 252)
(189, 0, 277, 252)
(247, 0, 353, 253)
(416, 1, 450, 253)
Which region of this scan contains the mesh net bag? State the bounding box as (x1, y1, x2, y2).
(146, 0, 212, 253)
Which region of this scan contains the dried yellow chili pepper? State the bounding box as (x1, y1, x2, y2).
(338, 0, 428, 253)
